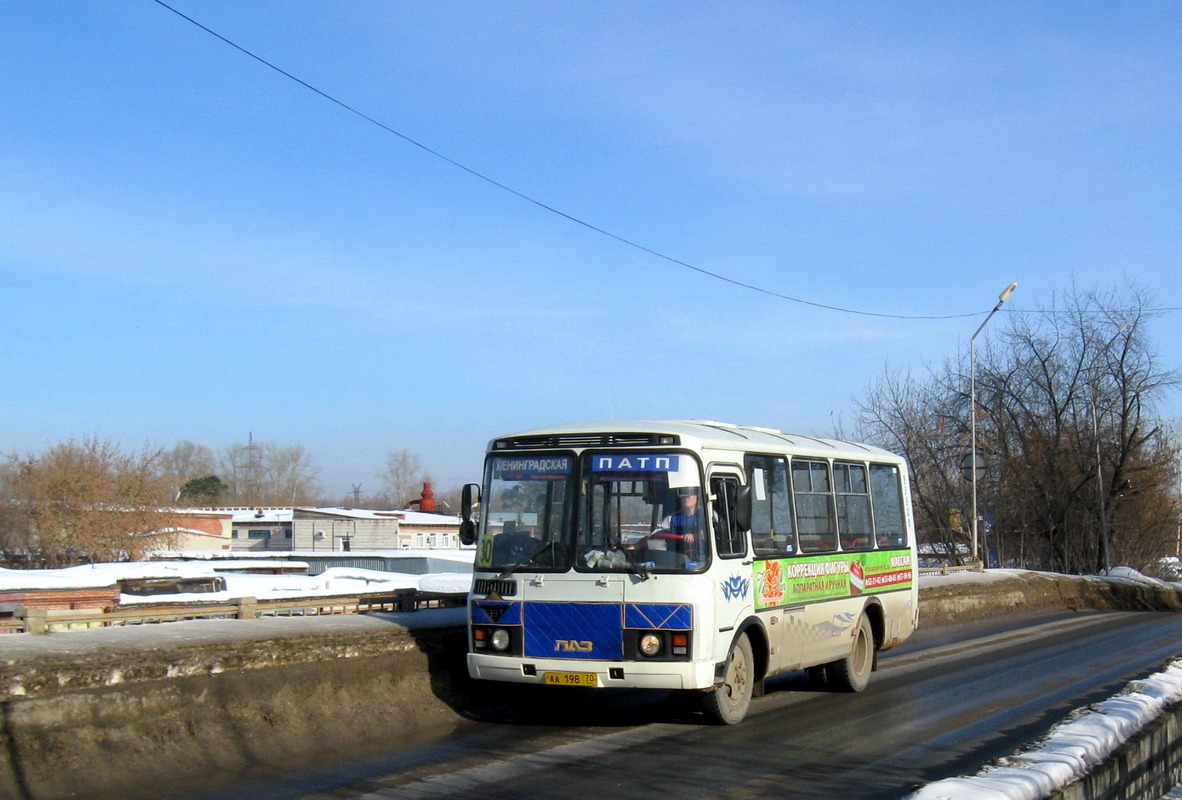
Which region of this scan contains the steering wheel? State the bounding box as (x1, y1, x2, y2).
(493, 532, 538, 563)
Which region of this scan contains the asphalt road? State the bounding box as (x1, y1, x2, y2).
(179, 610, 1182, 800)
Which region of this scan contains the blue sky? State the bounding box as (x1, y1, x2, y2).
(2, 2, 1179, 497)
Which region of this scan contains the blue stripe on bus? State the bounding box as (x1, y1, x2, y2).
(524, 602, 623, 660)
(625, 603, 692, 630)
(471, 601, 522, 626)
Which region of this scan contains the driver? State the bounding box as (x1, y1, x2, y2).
(651, 487, 706, 559)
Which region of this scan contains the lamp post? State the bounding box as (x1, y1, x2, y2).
(970, 282, 1018, 568)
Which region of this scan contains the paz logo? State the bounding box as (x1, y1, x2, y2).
(720, 574, 751, 601)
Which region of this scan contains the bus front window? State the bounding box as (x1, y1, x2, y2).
(579, 453, 708, 572)
(478, 454, 575, 572)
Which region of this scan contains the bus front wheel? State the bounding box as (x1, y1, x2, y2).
(702, 632, 754, 724)
(826, 615, 874, 692)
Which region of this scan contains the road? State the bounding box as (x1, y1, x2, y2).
(180, 610, 1182, 800)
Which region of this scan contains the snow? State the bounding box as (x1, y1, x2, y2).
(905, 660, 1182, 800)
(0, 553, 473, 601)
(920, 568, 1035, 587)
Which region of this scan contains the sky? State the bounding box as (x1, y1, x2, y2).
(2, 2, 1180, 499)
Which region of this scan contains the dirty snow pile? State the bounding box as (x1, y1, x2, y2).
(905, 658, 1182, 800)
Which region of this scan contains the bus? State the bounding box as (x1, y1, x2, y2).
(459, 420, 918, 724)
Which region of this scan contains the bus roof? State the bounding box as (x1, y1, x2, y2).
(489, 420, 904, 463)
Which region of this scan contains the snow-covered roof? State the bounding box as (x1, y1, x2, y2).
(230, 508, 293, 523)
(211, 507, 462, 525)
(162, 548, 475, 565)
(391, 510, 462, 526)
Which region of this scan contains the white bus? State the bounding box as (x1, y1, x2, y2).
(459, 420, 918, 724)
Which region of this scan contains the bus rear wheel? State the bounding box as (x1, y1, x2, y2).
(703, 632, 754, 724)
(826, 615, 874, 692)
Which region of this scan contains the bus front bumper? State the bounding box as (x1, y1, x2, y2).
(468, 652, 718, 690)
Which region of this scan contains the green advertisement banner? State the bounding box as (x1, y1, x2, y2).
(753, 550, 913, 610)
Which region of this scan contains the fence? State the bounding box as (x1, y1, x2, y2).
(917, 561, 984, 577)
(3, 588, 467, 635)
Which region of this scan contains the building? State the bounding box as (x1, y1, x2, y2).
(156, 509, 235, 551)
(228, 508, 294, 551)
(222, 507, 462, 552)
(292, 507, 463, 551)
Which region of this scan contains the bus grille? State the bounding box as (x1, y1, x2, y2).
(473, 579, 518, 597)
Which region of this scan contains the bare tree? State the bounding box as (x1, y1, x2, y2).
(856, 364, 973, 564)
(258, 442, 320, 505)
(218, 439, 320, 506)
(5, 437, 178, 566)
(0, 460, 36, 566)
(380, 449, 427, 509)
(857, 281, 1180, 575)
(980, 284, 1180, 573)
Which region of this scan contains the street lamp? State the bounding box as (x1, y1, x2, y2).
(970, 282, 1018, 568)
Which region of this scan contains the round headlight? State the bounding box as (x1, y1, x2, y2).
(639, 633, 661, 657)
(491, 628, 511, 651)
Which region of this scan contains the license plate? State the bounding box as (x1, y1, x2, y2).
(544, 671, 599, 687)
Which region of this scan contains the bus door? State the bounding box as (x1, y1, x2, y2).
(744, 454, 805, 672)
(708, 470, 756, 650)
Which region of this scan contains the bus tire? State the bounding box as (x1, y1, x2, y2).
(826, 615, 874, 692)
(702, 632, 754, 724)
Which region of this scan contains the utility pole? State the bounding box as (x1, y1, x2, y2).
(244, 432, 260, 506)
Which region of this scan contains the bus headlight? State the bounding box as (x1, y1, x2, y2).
(639, 634, 661, 657)
(491, 628, 511, 652)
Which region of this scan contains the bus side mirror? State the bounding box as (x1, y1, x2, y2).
(459, 483, 481, 546)
(735, 484, 752, 532)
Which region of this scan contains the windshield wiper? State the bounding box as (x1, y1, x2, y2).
(608, 533, 650, 581)
(624, 551, 651, 580)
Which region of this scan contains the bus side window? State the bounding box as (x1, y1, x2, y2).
(835, 462, 872, 550)
(870, 463, 907, 547)
(793, 459, 837, 553)
(745, 455, 795, 557)
(711, 476, 746, 559)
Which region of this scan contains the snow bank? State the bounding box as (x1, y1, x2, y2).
(906, 660, 1182, 800)
(1, 559, 472, 603)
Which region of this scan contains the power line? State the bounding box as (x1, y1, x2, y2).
(152, 2, 1177, 322)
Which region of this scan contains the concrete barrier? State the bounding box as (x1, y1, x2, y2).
(1, 573, 1179, 800)
(1056, 702, 1182, 800)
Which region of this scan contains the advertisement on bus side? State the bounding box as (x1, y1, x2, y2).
(752, 551, 913, 609)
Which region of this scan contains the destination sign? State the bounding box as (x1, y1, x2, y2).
(493, 456, 573, 479)
(591, 454, 679, 472)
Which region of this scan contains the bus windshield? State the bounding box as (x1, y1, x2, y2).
(480, 454, 575, 572)
(478, 450, 708, 575)
(578, 452, 708, 572)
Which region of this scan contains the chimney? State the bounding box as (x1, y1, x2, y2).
(419, 482, 437, 513)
